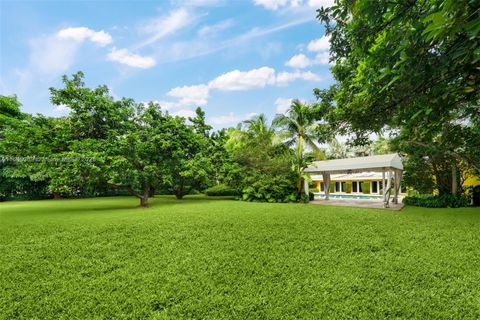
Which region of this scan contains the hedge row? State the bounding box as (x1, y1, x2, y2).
(204, 184, 238, 197)
(403, 194, 470, 208)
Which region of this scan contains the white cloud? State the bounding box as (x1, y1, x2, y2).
(146, 100, 180, 111)
(28, 26, 113, 76)
(107, 48, 156, 68)
(315, 51, 331, 65)
(285, 53, 312, 68)
(276, 70, 320, 85)
(253, 0, 288, 10)
(167, 84, 209, 106)
(146, 17, 312, 64)
(159, 67, 320, 111)
(307, 0, 335, 8)
(170, 0, 224, 6)
(29, 35, 80, 75)
(307, 35, 330, 52)
(298, 35, 332, 65)
(209, 112, 258, 126)
(57, 27, 112, 46)
(173, 109, 197, 118)
(198, 19, 234, 37)
(275, 98, 292, 114)
(137, 9, 193, 48)
(253, 0, 334, 10)
(208, 67, 276, 91)
(53, 104, 70, 114)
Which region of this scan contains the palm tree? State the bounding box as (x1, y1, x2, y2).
(327, 137, 350, 159)
(240, 114, 275, 143)
(273, 99, 320, 197)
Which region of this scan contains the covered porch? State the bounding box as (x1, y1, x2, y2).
(304, 154, 404, 208)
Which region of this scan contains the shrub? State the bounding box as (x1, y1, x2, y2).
(241, 174, 297, 203)
(204, 184, 238, 196)
(345, 182, 352, 194)
(361, 182, 370, 194)
(403, 194, 470, 208)
(300, 191, 315, 203)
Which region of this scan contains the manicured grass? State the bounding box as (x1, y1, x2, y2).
(1, 196, 480, 319)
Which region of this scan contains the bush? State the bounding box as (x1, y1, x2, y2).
(345, 182, 352, 194)
(403, 194, 470, 208)
(300, 191, 315, 203)
(241, 174, 297, 203)
(361, 182, 370, 194)
(204, 184, 238, 196)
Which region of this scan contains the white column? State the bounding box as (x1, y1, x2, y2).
(386, 171, 392, 207)
(382, 169, 388, 207)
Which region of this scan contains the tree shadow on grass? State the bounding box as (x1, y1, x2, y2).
(1, 195, 238, 220)
(148, 195, 236, 207)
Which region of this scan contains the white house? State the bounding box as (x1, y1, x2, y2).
(304, 153, 404, 208)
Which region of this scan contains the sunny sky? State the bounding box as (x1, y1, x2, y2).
(0, 0, 335, 128)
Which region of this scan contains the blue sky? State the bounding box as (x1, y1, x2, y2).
(0, 0, 334, 128)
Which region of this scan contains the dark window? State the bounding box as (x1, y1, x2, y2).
(352, 181, 358, 192)
(335, 182, 340, 192)
(341, 182, 346, 192)
(320, 182, 324, 191)
(359, 181, 363, 193)
(372, 181, 378, 193)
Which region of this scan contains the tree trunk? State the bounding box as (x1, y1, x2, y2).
(148, 187, 155, 198)
(452, 163, 458, 195)
(140, 195, 149, 207)
(296, 177, 302, 198)
(53, 192, 62, 200)
(175, 179, 184, 200)
(139, 186, 150, 207)
(175, 191, 184, 200)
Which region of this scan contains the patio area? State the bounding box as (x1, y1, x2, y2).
(310, 198, 405, 211)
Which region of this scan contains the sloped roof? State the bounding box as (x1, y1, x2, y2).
(311, 172, 383, 181)
(305, 153, 403, 174)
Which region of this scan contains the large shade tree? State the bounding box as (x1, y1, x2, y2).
(315, 0, 480, 194)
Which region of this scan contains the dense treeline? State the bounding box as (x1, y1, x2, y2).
(314, 0, 480, 196)
(0, 73, 326, 206)
(1, 0, 478, 206)
(1, 74, 221, 206)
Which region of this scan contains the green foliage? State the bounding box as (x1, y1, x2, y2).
(2, 196, 480, 318)
(241, 173, 297, 203)
(361, 182, 370, 194)
(273, 100, 327, 197)
(329, 183, 335, 193)
(204, 184, 237, 197)
(315, 0, 480, 191)
(227, 114, 298, 203)
(345, 182, 352, 194)
(400, 154, 436, 194)
(163, 107, 214, 200)
(403, 194, 470, 208)
(0, 95, 25, 131)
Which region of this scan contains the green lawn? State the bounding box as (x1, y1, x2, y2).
(1, 196, 480, 319)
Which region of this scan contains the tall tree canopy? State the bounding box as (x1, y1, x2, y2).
(315, 0, 480, 194)
(274, 100, 323, 197)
